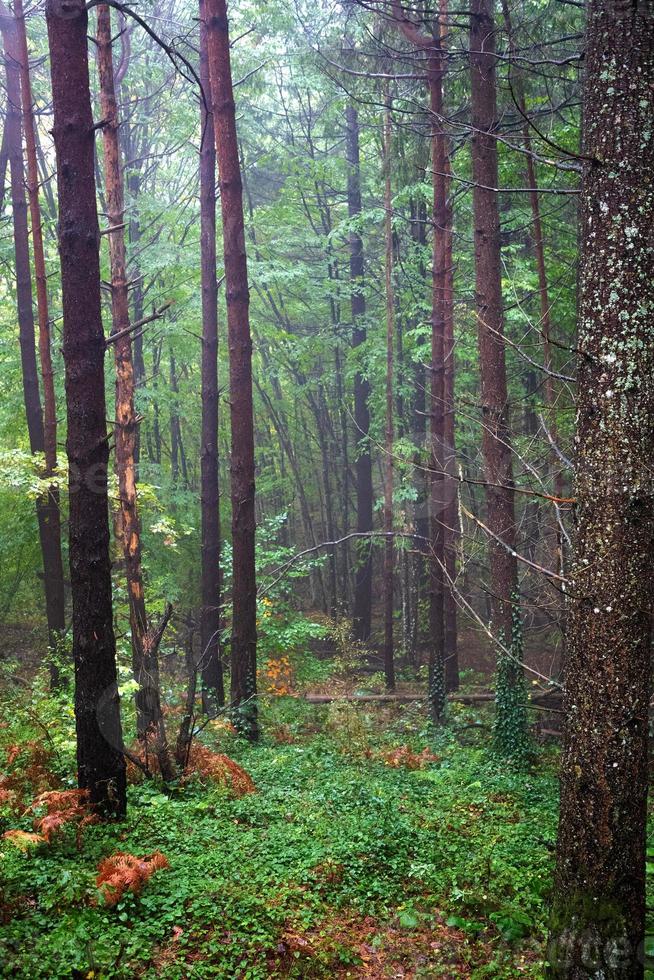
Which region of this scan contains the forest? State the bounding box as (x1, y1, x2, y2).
(0, 0, 651, 976)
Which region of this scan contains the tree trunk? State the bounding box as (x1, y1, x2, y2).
(390, 0, 453, 714)
(346, 104, 373, 644)
(442, 148, 458, 692)
(469, 0, 527, 760)
(96, 4, 172, 780)
(427, 46, 447, 721)
(169, 351, 188, 487)
(199, 0, 224, 713)
(206, 0, 258, 740)
(547, 1, 654, 974)
(6, 0, 67, 687)
(382, 90, 395, 691)
(409, 194, 429, 661)
(45, 0, 126, 816)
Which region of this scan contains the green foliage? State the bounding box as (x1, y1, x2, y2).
(0, 661, 559, 978)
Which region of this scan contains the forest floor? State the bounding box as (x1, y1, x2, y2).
(0, 642, 568, 980)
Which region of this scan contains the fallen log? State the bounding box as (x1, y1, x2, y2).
(303, 690, 563, 708)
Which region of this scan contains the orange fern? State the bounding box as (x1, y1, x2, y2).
(378, 745, 440, 770)
(183, 744, 256, 797)
(2, 829, 45, 851)
(96, 851, 169, 906)
(0, 740, 59, 801)
(30, 788, 98, 845)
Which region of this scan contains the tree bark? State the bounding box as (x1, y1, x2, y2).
(96, 4, 172, 781)
(199, 0, 225, 713)
(442, 149, 458, 692)
(427, 44, 448, 721)
(346, 104, 373, 644)
(501, 0, 566, 603)
(469, 0, 526, 757)
(1, 2, 66, 688)
(382, 89, 395, 691)
(391, 0, 451, 717)
(548, 0, 654, 974)
(46, 0, 126, 816)
(206, 0, 258, 740)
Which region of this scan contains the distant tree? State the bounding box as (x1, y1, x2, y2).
(548, 0, 654, 974)
(391, 0, 452, 718)
(46, 0, 126, 816)
(346, 102, 374, 644)
(0, 0, 66, 687)
(382, 87, 395, 691)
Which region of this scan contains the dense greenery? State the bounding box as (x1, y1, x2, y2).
(1, 0, 652, 974)
(1, 654, 560, 978)
(0, 0, 580, 638)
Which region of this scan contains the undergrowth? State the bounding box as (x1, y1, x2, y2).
(0, 659, 564, 978)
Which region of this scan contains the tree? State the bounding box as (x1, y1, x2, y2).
(390, 0, 450, 719)
(205, 0, 258, 739)
(382, 86, 395, 691)
(469, 0, 528, 759)
(96, 2, 173, 780)
(46, 0, 126, 816)
(346, 102, 374, 644)
(1, 0, 66, 687)
(548, 0, 654, 973)
(199, 0, 225, 713)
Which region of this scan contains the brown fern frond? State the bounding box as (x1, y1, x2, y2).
(182, 745, 255, 797)
(30, 788, 97, 844)
(96, 851, 170, 906)
(2, 829, 45, 851)
(1, 740, 59, 800)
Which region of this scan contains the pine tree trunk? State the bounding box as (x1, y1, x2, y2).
(96, 5, 172, 780)
(206, 0, 258, 740)
(469, 0, 527, 758)
(390, 0, 456, 709)
(199, 0, 225, 713)
(442, 150, 458, 691)
(410, 195, 429, 661)
(501, 0, 566, 599)
(427, 46, 447, 721)
(382, 91, 395, 691)
(45, 0, 126, 816)
(346, 104, 373, 644)
(1, 3, 66, 687)
(547, 1, 654, 974)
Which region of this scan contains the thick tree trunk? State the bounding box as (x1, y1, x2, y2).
(346, 104, 373, 644)
(206, 0, 258, 740)
(199, 0, 225, 713)
(46, 0, 126, 816)
(1, 4, 66, 688)
(547, 1, 654, 975)
(382, 91, 395, 691)
(469, 0, 527, 758)
(96, 5, 172, 780)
